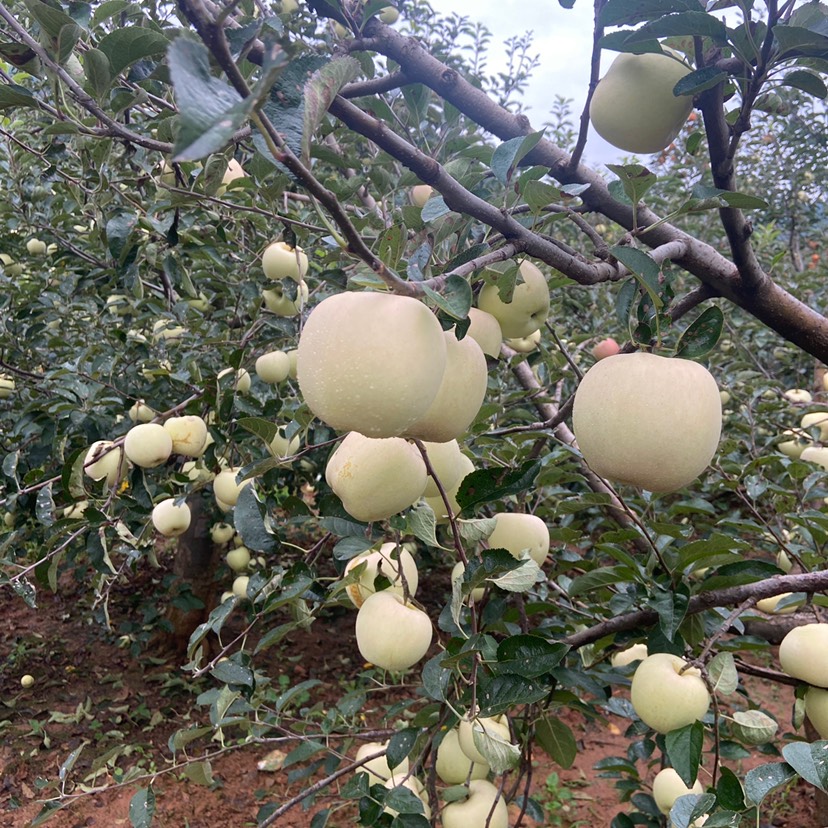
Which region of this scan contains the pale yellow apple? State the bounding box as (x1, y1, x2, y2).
(344, 543, 419, 607)
(466, 308, 503, 358)
(128, 400, 155, 423)
(105, 294, 131, 315)
(611, 643, 648, 668)
(630, 653, 711, 733)
(26, 238, 47, 255)
(404, 331, 488, 443)
(779, 623, 828, 686)
(213, 467, 254, 507)
(354, 741, 410, 785)
(477, 260, 551, 338)
(280, 0, 299, 12)
(232, 574, 250, 599)
(286, 349, 298, 379)
(151, 498, 191, 537)
(217, 158, 246, 195)
(378, 5, 399, 24)
(3, 511, 14, 528)
(505, 329, 541, 353)
(805, 686, 828, 738)
(777, 429, 809, 459)
(218, 367, 251, 394)
(0, 376, 15, 399)
(152, 318, 186, 343)
(355, 591, 432, 671)
(572, 353, 721, 492)
(457, 714, 511, 765)
(262, 280, 309, 317)
(422, 439, 466, 498)
(776, 549, 793, 573)
(592, 337, 621, 360)
(20, 674, 35, 688)
(423, 454, 474, 524)
(124, 423, 173, 468)
(262, 241, 308, 282)
(325, 432, 427, 522)
(297, 292, 447, 437)
(784, 388, 812, 404)
(435, 727, 490, 784)
(163, 415, 208, 457)
(409, 184, 433, 207)
(442, 779, 508, 828)
(211, 522, 235, 544)
(220, 590, 235, 603)
(589, 50, 693, 153)
(255, 351, 291, 384)
(653, 767, 704, 815)
(226, 546, 251, 572)
(63, 500, 88, 519)
(756, 593, 802, 614)
(84, 441, 128, 486)
(800, 411, 828, 439)
(801, 445, 828, 470)
(720, 390, 731, 406)
(451, 561, 485, 603)
(487, 512, 550, 566)
(269, 426, 301, 459)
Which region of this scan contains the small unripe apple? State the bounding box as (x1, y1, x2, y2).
(805, 686, 828, 738)
(354, 741, 410, 785)
(152, 318, 186, 343)
(213, 467, 253, 507)
(505, 329, 541, 353)
(280, 0, 299, 12)
(779, 623, 828, 686)
(262, 241, 308, 282)
(423, 454, 474, 524)
(777, 429, 809, 459)
(409, 184, 433, 207)
(226, 545, 251, 572)
(776, 549, 793, 573)
(801, 411, 828, 439)
(262, 281, 309, 317)
(451, 561, 485, 603)
(573, 353, 721, 492)
(84, 441, 128, 486)
(422, 439, 466, 498)
(652, 767, 704, 815)
(344, 543, 419, 607)
(0, 375, 15, 399)
(105, 294, 131, 315)
(164, 415, 208, 457)
(124, 423, 173, 468)
(63, 500, 88, 520)
(457, 714, 511, 765)
(355, 591, 432, 671)
(487, 512, 550, 566)
(128, 400, 155, 423)
(269, 427, 301, 460)
(255, 351, 291, 384)
(441, 779, 508, 828)
(592, 337, 621, 360)
(21, 674, 35, 688)
(26, 238, 47, 255)
(220, 590, 235, 603)
(232, 574, 250, 599)
(3, 511, 14, 528)
(378, 5, 399, 24)
(784, 388, 812, 404)
(325, 432, 427, 522)
(610, 643, 648, 668)
(217, 158, 246, 195)
(630, 653, 710, 733)
(478, 260, 551, 339)
(151, 498, 191, 537)
(756, 593, 801, 614)
(466, 308, 503, 358)
(186, 293, 211, 312)
(435, 727, 489, 784)
(218, 367, 251, 394)
(211, 522, 235, 544)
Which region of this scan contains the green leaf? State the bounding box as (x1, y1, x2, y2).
(774, 25, 828, 59)
(128, 787, 156, 828)
(210, 660, 254, 688)
(568, 566, 635, 597)
(383, 785, 427, 816)
(782, 69, 828, 98)
(666, 721, 704, 787)
(535, 715, 577, 768)
(731, 710, 778, 745)
(82, 48, 111, 98)
(673, 66, 728, 96)
(606, 163, 658, 206)
(599, 0, 703, 27)
(476, 673, 549, 717)
(36, 483, 55, 527)
(23, 0, 79, 39)
(0, 83, 37, 110)
(491, 130, 545, 185)
(624, 12, 728, 44)
(470, 724, 521, 774)
(235, 485, 278, 554)
(403, 502, 443, 550)
(781, 741, 828, 791)
(488, 557, 542, 592)
(716, 767, 745, 811)
(386, 728, 418, 770)
(649, 585, 689, 642)
(97, 27, 169, 77)
(422, 274, 473, 320)
(494, 635, 569, 678)
(422, 653, 451, 701)
(707, 652, 738, 695)
(675, 306, 724, 359)
(420, 195, 452, 221)
(237, 416, 282, 445)
(523, 180, 565, 212)
(303, 57, 360, 162)
(744, 761, 796, 806)
(455, 459, 542, 512)
(610, 246, 663, 311)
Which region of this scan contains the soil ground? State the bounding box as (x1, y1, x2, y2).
(0, 567, 821, 828)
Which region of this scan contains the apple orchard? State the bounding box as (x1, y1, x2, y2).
(3, 0, 828, 826)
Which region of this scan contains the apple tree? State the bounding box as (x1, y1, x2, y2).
(2, 0, 828, 826)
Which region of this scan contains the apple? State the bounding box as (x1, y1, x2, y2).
(652, 767, 704, 815)
(63, 500, 88, 519)
(354, 741, 409, 785)
(572, 353, 721, 492)
(720, 390, 731, 406)
(410, 184, 433, 207)
(442, 779, 508, 828)
(211, 522, 235, 545)
(436, 726, 489, 784)
(84, 441, 128, 486)
(297, 292, 447, 437)
(486, 512, 550, 566)
(344, 543, 419, 607)
(777, 429, 809, 459)
(217, 158, 246, 195)
(151, 318, 186, 343)
(0, 375, 16, 399)
(800, 411, 828, 440)
(232, 574, 250, 599)
(466, 308, 503, 358)
(151, 498, 191, 537)
(378, 5, 399, 24)
(218, 367, 251, 394)
(423, 454, 475, 524)
(26, 238, 47, 255)
(457, 714, 511, 764)
(801, 445, 828, 470)
(422, 439, 466, 497)
(776, 549, 793, 573)
(128, 401, 155, 423)
(630, 653, 711, 733)
(784, 388, 812, 403)
(226, 546, 251, 572)
(280, 0, 299, 12)
(269, 426, 301, 459)
(805, 686, 828, 738)
(262, 280, 309, 317)
(355, 591, 432, 671)
(3, 511, 14, 528)
(404, 331, 488, 443)
(124, 423, 173, 468)
(163, 415, 208, 457)
(383, 777, 430, 820)
(477, 260, 551, 338)
(20, 674, 35, 688)
(779, 623, 828, 686)
(589, 49, 693, 153)
(451, 561, 486, 603)
(185, 293, 211, 312)
(592, 337, 621, 360)
(325, 432, 427, 522)
(220, 590, 234, 603)
(756, 593, 802, 614)
(286, 349, 299, 379)
(262, 241, 308, 282)
(105, 294, 131, 315)
(255, 351, 291, 384)
(213, 467, 254, 507)
(610, 643, 648, 668)
(505, 329, 541, 353)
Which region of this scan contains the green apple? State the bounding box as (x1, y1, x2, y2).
(151, 318, 186, 343)
(211, 522, 235, 545)
(805, 686, 828, 738)
(466, 308, 503, 358)
(487, 512, 550, 566)
(355, 591, 432, 671)
(344, 543, 419, 607)
(26, 238, 47, 255)
(297, 292, 447, 437)
(232, 574, 250, 599)
(262, 280, 309, 317)
(105, 294, 131, 315)
(610, 643, 648, 668)
(477, 260, 551, 339)
(505, 329, 540, 353)
(404, 331, 488, 443)
(280, 0, 299, 12)
(0, 375, 15, 399)
(457, 714, 511, 764)
(652, 767, 703, 815)
(218, 367, 251, 394)
(84, 440, 128, 486)
(163, 415, 208, 457)
(779, 623, 828, 686)
(422, 439, 466, 498)
(325, 432, 427, 522)
(226, 545, 251, 572)
(573, 353, 721, 492)
(186, 293, 211, 312)
(435, 726, 489, 784)
(262, 241, 308, 282)
(151, 498, 191, 537)
(630, 653, 711, 733)
(378, 5, 399, 24)
(441, 779, 508, 828)
(255, 351, 291, 384)
(784, 388, 812, 403)
(124, 423, 173, 468)
(354, 741, 409, 785)
(409, 184, 433, 207)
(589, 49, 693, 153)
(213, 467, 254, 507)
(423, 453, 474, 524)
